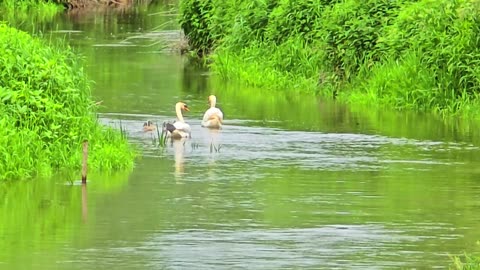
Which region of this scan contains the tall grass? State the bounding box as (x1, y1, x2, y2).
(0, 23, 136, 181)
(0, 0, 62, 14)
(211, 39, 322, 94)
(343, 51, 437, 110)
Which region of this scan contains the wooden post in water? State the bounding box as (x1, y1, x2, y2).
(81, 183, 88, 223)
(82, 140, 88, 184)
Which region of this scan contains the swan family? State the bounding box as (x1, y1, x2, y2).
(143, 95, 224, 139)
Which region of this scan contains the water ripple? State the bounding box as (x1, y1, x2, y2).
(99, 115, 477, 175)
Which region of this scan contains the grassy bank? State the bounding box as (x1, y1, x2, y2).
(0, 23, 136, 181)
(179, 0, 480, 117)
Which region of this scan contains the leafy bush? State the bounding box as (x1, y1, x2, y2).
(180, 0, 480, 116)
(318, 0, 411, 80)
(376, 0, 480, 113)
(215, 0, 272, 51)
(264, 0, 328, 44)
(0, 23, 135, 180)
(179, 0, 215, 56)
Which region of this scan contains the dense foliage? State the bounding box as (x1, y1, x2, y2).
(180, 0, 480, 116)
(0, 23, 135, 180)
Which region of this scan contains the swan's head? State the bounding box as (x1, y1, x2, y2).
(208, 95, 217, 106)
(176, 102, 190, 111)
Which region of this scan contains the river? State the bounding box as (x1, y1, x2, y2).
(1, 2, 480, 269)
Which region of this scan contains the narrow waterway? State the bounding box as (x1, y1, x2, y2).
(1, 2, 480, 269)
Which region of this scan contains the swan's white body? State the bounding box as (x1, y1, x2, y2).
(201, 95, 224, 129)
(171, 121, 191, 139)
(168, 102, 191, 139)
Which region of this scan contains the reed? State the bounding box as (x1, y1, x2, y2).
(451, 254, 480, 270)
(160, 122, 168, 147)
(209, 142, 221, 153)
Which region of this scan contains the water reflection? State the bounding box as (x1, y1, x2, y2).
(182, 58, 210, 94)
(82, 184, 88, 223)
(168, 126, 223, 182)
(144, 226, 420, 270)
(172, 138, 187, 181)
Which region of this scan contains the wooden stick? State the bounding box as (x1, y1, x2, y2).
(82, 140, 88, 184)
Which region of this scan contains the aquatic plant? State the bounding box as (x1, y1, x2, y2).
(157, 122, 168, 147)
(148, 121, 171, 148)
(0, 23, 136, 181)
(209, 141, 221, 153)
(451, 253, 480, 270)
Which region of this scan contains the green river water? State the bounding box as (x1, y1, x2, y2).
(1, 2, 480, 269)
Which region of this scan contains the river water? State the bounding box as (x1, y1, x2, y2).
(1, 2, 480, 269)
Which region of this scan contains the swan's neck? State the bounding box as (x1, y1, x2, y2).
(210, 99, 217, 108)
(175, 104, 184, 122)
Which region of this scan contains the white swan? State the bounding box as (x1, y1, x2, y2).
(201, 95, 224, 129)
(165, 102, 191, 139)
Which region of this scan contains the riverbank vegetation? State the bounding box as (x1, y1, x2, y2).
(0, 23, 136, 181)
(451, 253, 480, 269)
(179, 0, 480, 117)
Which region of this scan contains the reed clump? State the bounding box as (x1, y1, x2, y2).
(0, 23, 136, 181)
(179, 0, 480, 117)
(451, 253, 480, 270)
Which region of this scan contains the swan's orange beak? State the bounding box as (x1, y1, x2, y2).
(183, 105, 190, 111)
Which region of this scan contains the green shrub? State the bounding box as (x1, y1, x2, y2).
(180, 0, 480, 116)
(0, 23, 135, 180)
(216, 0, 272, 51)
(264, 0, 329, 44)
(318, 0, 411, 80)
(179, 0, 215, 56)
(377, 0, 480, 112)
